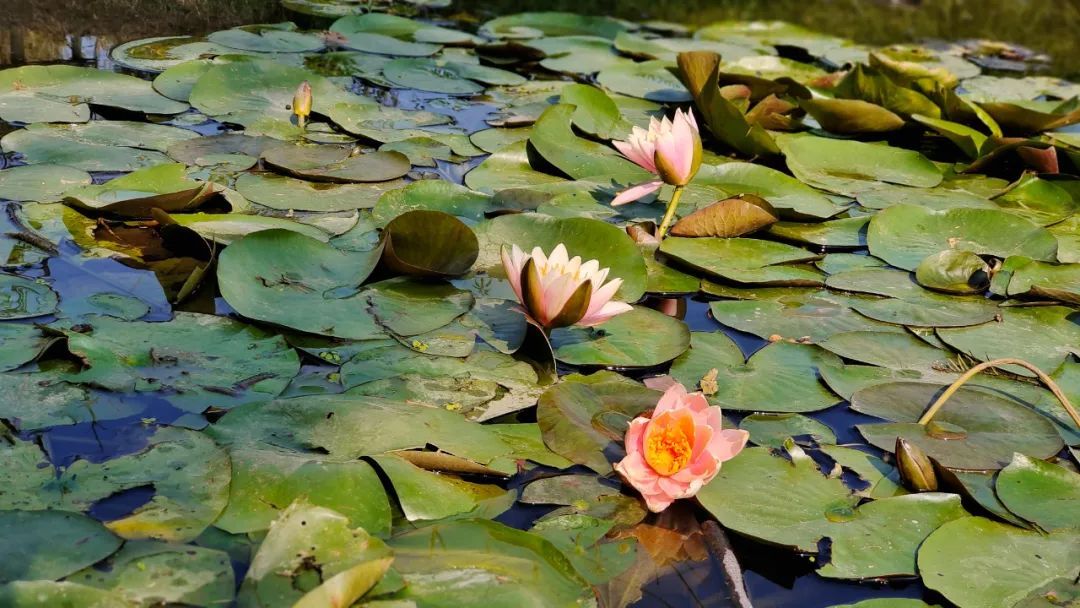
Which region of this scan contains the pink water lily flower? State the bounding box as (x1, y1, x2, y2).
(611, 108, 703, 207)
(615, 379, 749, 513)
(501, 243, 633, 330)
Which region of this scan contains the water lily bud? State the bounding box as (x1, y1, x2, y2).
(610, 108, 703, 205)
(292, 80, 312, 127)
(896, 437, 938, 492)
(501, 243, 632, 331)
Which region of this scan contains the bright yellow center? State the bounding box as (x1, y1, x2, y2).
(644, 414, 694, 476)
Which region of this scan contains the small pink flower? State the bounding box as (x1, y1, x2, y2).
(611, 108, 703, 206)
(615, 380, 749, 513)
(501, 243, 633, 330)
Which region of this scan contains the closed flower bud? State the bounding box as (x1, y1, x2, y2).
(896, 437, 938, 492)
(292, 80, 312, 127)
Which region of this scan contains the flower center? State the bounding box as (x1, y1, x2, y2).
(644, 422, 693, 476)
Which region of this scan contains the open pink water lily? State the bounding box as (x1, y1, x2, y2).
(611, 108, 703, 207)
(501, 243, 633, 330)
(614, 379, 749, 513)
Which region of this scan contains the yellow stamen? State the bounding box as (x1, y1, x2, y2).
(644, 417, 693, 476)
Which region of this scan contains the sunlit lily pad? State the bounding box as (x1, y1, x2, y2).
(670, 331, 842, 413)
(937, 305, 1080, 377)
(709, 289, 898, 341)
(825, 268, 1000, 327)
(995, 453, 1080, 531)
(660, 236, 821, 285)
(918, 516, 1080, 608)
(480, 12, 630, 39)
(383, 58, 525, 94)
(550, 306, 690, 367)
(777, 133, 943, 195)
(739, 413, 837, 447)
(0, 164, 91, 203)
(63, 163, 218, 218)
(67, 542, 234, 606)
(867, 204, 1058, 271)
(1, 121, 198, 172)
(852, 382, 1065, 470)
(262, 143, 411, 182)
(0, 64, 188, 123)
(694, 162, 842, 219)
(208, 23, 325, 53)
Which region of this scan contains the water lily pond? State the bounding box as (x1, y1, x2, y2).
(2, 1, 1080, 607)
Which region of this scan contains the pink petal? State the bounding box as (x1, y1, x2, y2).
(655, 131, 692, 184)
(654, 382, 690, 415)
(611, 180, 662, 206)
(642, 492, 675, 513)
(614, 139, 655, 173)
(657, 475, 689, 498)
(539, 273, 578, 325)
(708, 428, 750, 463)
(500, 245, 524, 304)
(644, 376, 679, 392)
(624, 417, 649, 452)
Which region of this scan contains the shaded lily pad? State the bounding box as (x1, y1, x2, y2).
(915, 250, 991, 294)
(383, 210, 478, 278)
(767, 216, 869, 248)
(63, 163, 218, 218)
(549, 306, 691, 367)
(0, 510, 121, 584)
(538, 371, 660, 473)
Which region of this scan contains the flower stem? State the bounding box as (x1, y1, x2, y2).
(917, 357, 1080, 428)
(657, 186, 685, 239)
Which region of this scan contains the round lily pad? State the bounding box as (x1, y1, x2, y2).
(0, 274, 58, 319)
(818, 330, 952, 370)
(937, 305, 1080, 377)
(550, 306, 690, 367)
(867, 204, 1059, 271)
(262, 144, 411, 183)
(597, 60, 692, 102)
(0, 164, 91, 203)
(0, 510, 121, 584)
(852, 382, 1065, 470)
(918, 516, 1080, 608)
(660, 236, 821, 285)
(777, 133, 943, 195)
(1, 121, 198, 172)
(709, 290, 900, 342)
(236, 173, 407, 212)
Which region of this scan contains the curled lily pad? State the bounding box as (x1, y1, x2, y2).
(529, 103, 651, 183)
(992, 257, 1080, 304)
(262, 144, 411, 182)
(917, 516, 1080, 608)
(767, 216, 869, 248)
(0, 64, 188, 123)
(382, 210, 479, 278)
(825, 268, 1000, 327)
(852, 382, 1065, 470)
(914, 250, 991, 294)
(867, 204, 1058, 271)
(670, 194, 778, 237)
(373, 180, 492, 225)
(694, 161, 842, 219)
(111, 35, 238, 73)
(63, 163, 218, 218)
(800, 97, 906, 134)
(549, 306, 691, 367)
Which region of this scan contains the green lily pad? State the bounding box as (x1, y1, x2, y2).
(0, 324, 55, 372)
(0, 427, 230, 542)
(372, 453, 509, 521)
(852, 382, 1065, 470)
(0, 164, 91, 202)
(0, 274, 58, 319)
(67, 542, 234, 607)
(660, 236, 820, 285)
(217, 229, 385, 339)
(825, 268, 1000, 327)
(937, 305, 1080, 377)
(915, 250, 991, 294)
(383, 210, 478, 278)
(0, 581, 134, 607)
(918, 516, 1080, 608)
(480, 12, 629, 39)
(238, 501, 393, 608)
(340, 32, 441, 57)
(58, 312, 298, 412)
(698, 446, 967, 579)
(383, 58, 525, 94)
(740, 413, 837, 447)
(163, 211, 335, 245)
(236, 172, 407, 212)
(767, 216, 869, 248)
(0, 510, 121, 584)
(819, 330, 953, 370)
(670, 194, 779, 238)
(867, 204, 1058, 271)
(63, 163, 218, 218)
(777, 133, 943, 195)
(670, 331, 842, 413)
(111, 35, 241, 73)
(464, 141, 566, 192)
(214, 445, 391, 535)
(709, 289, 899, 342)
(549, 306, 690, 367)
(373, 180, 492, 225)
(1, 121, 198, 172)
(208, 23, 325, 53)
(529, 104, 651, 183)
(262, 144, 411, 182)
(475, 212, 647, 301)
(993, 175, 1079, 227)
(694, 161, 841, 219)
(537, 371, 660, 473)
(995, 453, 1080, 531)
(0, 64, 188, 123)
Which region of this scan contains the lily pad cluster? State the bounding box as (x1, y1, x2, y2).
(0, 4, 1078, 608)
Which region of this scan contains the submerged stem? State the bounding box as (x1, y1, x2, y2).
(917, 357, 1080, 428)
(657, 185, 685, 238)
